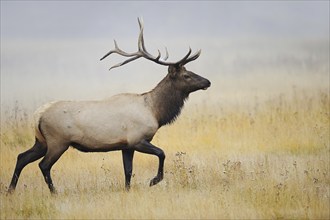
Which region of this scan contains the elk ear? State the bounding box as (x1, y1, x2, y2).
(168, 65, 179, 78)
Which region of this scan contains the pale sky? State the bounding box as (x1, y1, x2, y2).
(1, 1, 329, 112)
(1, 1, 329, 39)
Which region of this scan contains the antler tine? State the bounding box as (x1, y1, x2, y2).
(181, 49, 202, 65)
(164, 47, 169, 61)
(137, 17, 158, 60)
(100, 41, 115, 61)
(156, 50, 161, 61)
(137, 17, 149, 55)
(100, 40, 120, 61)
(137, 17, 143, 32)
(174, 47, 192, 65)
(109, 56, 141, 71)
(100, 40, 141, 61)
(113, 40, 141, 57)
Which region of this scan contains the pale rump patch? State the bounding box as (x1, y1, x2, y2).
(33, 101, 58, 145)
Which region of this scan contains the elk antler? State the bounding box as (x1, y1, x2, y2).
(100, 17, 201, 70)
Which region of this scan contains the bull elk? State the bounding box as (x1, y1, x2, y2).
(8, 18, 211, 194)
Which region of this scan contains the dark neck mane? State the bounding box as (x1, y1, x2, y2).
(144, 76, 188, 127)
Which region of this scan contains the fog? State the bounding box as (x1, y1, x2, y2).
(1, 1, 329, 113)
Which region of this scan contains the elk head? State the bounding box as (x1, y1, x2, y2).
(100, 18, 211, 95)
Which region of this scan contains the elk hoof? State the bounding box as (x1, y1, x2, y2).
(7, 187, 15, 195)
(125, 185, 131, 192)
(149, 175, 163, 186)
(49, 187, 58, 195)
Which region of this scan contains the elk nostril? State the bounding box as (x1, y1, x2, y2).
(205, 80, 211, 88)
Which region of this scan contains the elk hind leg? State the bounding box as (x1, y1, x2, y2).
(39, 143, 69, 194)
(8, 139, 47, 193)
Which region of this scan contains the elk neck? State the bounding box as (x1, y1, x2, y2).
(143, 75, 189, 127)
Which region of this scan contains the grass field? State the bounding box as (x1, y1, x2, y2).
(0, 82, 329, 219)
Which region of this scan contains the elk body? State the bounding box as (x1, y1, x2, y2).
(8, 18, 210, 194)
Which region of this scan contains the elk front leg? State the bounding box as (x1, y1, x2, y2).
(135, 140, 165, 186)
(122, 149, 135, 191)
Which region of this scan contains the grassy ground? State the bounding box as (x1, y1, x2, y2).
(0, 86, 329, 219)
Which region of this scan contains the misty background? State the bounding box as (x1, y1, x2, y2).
(1, 1, 329, 114)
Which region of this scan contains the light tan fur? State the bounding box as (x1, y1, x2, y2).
(37, 94, 158, 150)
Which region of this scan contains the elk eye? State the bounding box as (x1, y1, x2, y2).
(183, 74, 191, 79)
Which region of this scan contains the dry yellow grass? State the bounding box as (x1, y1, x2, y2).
(0, 85, 329, 219)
